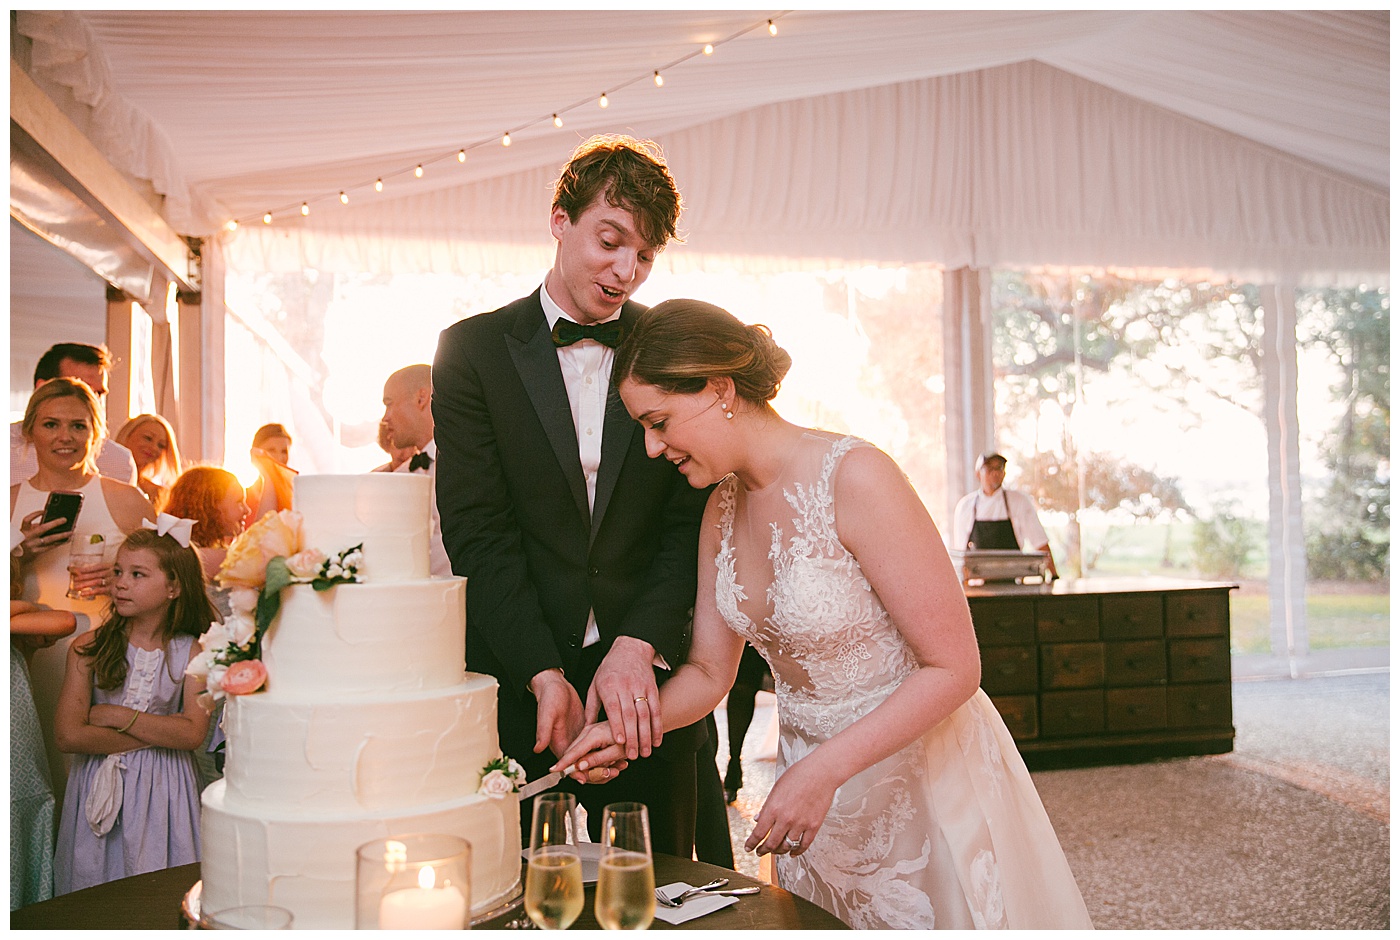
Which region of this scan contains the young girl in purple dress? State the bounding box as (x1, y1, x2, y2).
(52, 520, 216, 894)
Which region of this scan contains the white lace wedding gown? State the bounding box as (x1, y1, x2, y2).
(714, 432, 1093, 929)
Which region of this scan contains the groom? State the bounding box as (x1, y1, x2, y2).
(432, 136, 713, 856)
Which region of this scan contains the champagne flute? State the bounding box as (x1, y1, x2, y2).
(524, 793, 584, 930)
(594, 802, 655, 930)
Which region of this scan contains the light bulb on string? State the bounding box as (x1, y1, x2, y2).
(458, 149, 467, 163)
(263, 211, 272, 225)
(768, 19, 777, 36)
(339, 191, 349, 205)
(703, 43, 714, 55)
(502, 132, 512, 147)
(301, 202, 310, 217)
(653, 71, 664, 87)
(375, 179, 383, 192)
(414, 165, 424, 178)
(599, 92, 609, 109)
(225, 219, 238, 232)
(553, 113, 563, 128)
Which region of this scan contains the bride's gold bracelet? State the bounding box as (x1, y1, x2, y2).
(118, 710, 141, 734)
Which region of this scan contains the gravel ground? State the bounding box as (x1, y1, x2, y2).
(713, 671, 1390, 928)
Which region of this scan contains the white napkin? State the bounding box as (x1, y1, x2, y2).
(652, 881, 739, 925)
(85, 754, 126, 836)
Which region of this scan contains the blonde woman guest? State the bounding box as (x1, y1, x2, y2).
(244, 423, 296, 519)
(114, 414, 182, 506)
(9, 379, 155, 806)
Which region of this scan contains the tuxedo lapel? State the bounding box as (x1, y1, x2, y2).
(506, 297, 590, 524)
(591, 302, 644, 543)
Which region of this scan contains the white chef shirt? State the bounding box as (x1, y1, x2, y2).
(949, 486, 1050, 552)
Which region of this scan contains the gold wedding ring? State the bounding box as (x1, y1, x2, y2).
(634, 696, 647, 703)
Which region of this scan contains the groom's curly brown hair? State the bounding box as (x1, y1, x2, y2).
(553, 134, 684, 251)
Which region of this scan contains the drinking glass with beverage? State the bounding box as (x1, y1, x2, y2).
(66, 533, 107, 600)
(524, 792, 584, 930)
(594, 802, 654, 930)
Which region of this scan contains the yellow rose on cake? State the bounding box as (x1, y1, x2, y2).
(219, 510, 303, 589)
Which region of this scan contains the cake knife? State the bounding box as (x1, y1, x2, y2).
(518, 764, 577, 799)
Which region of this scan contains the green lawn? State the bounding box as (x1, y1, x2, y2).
(1228, 592, 1391, 654)
(1052, 522, 1389, 654)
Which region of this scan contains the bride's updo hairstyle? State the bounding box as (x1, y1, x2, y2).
(613, 299, 792, 405)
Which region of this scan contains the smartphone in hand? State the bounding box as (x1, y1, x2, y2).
(40, 491, 84, 537)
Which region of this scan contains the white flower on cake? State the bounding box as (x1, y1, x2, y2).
(478, 755, 526, 798)
(185, 508, 366, 706)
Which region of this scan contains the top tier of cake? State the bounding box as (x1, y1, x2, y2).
(294, 473, 431, 582)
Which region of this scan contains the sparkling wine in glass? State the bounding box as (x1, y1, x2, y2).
(524, 792, 584, 929)
(594, 801, 655, 930)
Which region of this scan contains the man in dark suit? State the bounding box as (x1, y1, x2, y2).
(432, 136, 717, 857)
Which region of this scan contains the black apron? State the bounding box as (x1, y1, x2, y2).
(967, 490, 1019, 550)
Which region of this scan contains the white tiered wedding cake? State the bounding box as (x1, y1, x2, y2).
(199, 474, 521, 928)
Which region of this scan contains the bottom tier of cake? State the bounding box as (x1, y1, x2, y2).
(200, 780, 521, 929)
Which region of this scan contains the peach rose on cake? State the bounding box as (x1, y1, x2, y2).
(218, 510, 303, 589)
(222, 659, 268, 696)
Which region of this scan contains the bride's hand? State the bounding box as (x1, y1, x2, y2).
(745, 756, 840, 858)
(553, 721, 629, 783)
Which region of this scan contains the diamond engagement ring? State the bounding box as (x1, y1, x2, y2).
(785, 837, 802, 847)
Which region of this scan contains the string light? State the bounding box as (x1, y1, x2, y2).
(231, 12, 790, 229)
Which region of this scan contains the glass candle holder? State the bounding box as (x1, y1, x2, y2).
(356, 834, 472, 930)
(200, 904, 294, 929)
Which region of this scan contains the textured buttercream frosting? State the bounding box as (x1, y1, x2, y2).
(199, 474, 519, 928)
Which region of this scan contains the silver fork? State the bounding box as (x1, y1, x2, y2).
(654, 884, 761, 908)
(653, 878, 726, 908)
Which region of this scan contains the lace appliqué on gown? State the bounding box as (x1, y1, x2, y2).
(712, 432, 1092, 930)
(715, 434, 939, 928)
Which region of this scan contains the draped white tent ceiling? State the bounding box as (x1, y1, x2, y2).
(12, 9, 1391, 281)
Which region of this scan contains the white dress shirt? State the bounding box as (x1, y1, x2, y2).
(949, 485, 1051, 552)
(394, 439, 451, 577)
(10, 422, 138, 486)
(539, 282, 618, 649)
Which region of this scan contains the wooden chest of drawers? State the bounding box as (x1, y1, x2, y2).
(966, 578, 1235, 768)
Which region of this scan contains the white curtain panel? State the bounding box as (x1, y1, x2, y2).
(224, 61, 1387, 285)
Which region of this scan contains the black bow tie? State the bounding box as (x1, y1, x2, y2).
(551, 318, 624, 349)
(408, 451, 433, 472)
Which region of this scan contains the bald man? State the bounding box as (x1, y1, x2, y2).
(382, 364, 449, 576)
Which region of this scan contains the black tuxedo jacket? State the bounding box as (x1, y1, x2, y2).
(432, 289, 710, 772)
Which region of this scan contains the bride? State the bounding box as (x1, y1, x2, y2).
(555, 299, 1092, 929)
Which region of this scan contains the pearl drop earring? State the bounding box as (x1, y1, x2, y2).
(724, 404, 734, 420)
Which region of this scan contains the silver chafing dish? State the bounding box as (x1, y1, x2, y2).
(950, 549, 1050, 585)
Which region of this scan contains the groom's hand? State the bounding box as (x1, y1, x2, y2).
(529, 668, 585, 759)
(585, 636, 662, 761)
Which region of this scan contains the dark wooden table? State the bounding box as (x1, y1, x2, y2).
(12, 854, 849, 930)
